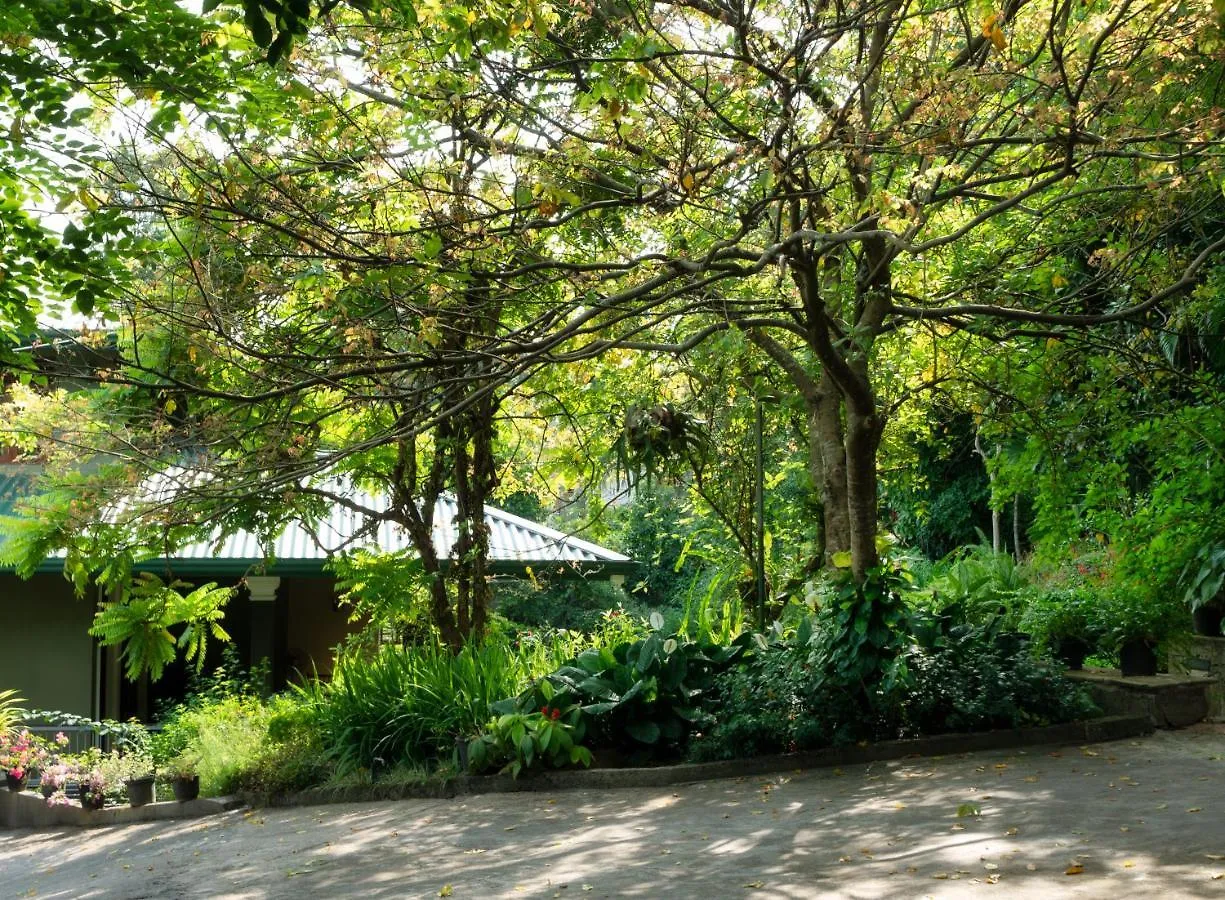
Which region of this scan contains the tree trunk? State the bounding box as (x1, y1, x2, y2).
(844, 406, 884, 582)
(813, 370, 851, 562)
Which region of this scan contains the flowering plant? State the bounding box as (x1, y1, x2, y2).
(0, 729, 50, 780)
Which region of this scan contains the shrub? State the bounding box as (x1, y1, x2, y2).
(506, 613, 745, 760)
(307, 631, 587, 774)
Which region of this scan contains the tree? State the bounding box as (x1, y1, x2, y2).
(8, 0, 1225, 666)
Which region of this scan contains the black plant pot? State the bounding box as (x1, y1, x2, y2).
(80, 790, 105, 811)
(126, 776, 155, 808)
(1192, 604, 1224, 637)
(1119, 638, 1158, 677)
(5, 772, 27, 793)
(1055, 637, 1090, 671)
(172, 775, 200, 803)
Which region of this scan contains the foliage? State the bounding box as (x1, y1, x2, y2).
(1181, 542, 1225, 611)
(89, 573, 234, 681)
(808, 564, 913, 731)
(304, 633, 583, 774)
(0, 690, 23, 737)
(1097, 585, 1187, 650)
(1017, 586, 1103, 656)
(904, 608, 1098, 733)
(912, 544, 1028, 625)
(466, 707, 592, 778)
(0, 729, 50, 779)
(493, 580, 647, 634)
(507, 614, 744, 758)
(884, 412, 993, 560)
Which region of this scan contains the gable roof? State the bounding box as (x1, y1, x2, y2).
(0, 465, 634, 579)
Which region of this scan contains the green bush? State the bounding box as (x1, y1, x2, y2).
(467, 707, 592, 778)
(306, 630, 593, 774)
(506, 613, 745, 760)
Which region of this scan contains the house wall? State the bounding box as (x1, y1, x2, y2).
(284, 577, 355, 680)
(0, 573, 95, 717)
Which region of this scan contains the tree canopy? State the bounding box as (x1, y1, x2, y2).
(4, 0, 1225, 662)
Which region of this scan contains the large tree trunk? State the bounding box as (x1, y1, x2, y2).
(813, 369, 851, 562)
(844, 406, 884, 582)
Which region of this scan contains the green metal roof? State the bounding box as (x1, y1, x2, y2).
(0, 465, 635, 579)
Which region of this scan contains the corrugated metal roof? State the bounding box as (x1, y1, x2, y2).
(0, 465, 633, 576)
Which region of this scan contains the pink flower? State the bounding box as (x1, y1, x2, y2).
(54, 733, 69, 747)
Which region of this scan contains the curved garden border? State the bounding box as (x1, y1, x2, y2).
(249, 714, 1152, 808)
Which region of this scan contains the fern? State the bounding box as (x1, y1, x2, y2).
(90, 573, 234, 681)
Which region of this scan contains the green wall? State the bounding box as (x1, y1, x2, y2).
(0, 574, 94, 716)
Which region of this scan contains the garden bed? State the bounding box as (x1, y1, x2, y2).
(248, 714, 1151, 808)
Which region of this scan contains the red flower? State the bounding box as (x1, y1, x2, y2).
(551, 708, 561, 720)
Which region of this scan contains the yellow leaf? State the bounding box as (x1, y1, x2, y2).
(1051, 274, 1068, 288)
(990, 24, 1006, 51)
(439, 886, 454, 897)
(1123, 860, 1136, 868)
(1065, 865, 1084, 875)
(831, 551, 852, 569)
(680, 172, 696, 193)
(981, 12, 999, 35)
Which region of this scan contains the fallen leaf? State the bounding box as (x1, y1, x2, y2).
(439, 887, 454, 898)
(1213, 874, 1225, 880)
(1005, 827, 1019, 836)
(1026, 864, 1037, 871)
(1188, 808, 1203, 813)
(932, 873, 949, 880)
(1120, 826, 1129, 832)
(1206, 854, 1225, 861)
(984, 863, 998, 870)
(1066, 865, 1084, 876)
(957, 803, 981, 818)
(743, 881, 765, 889)
(893, 802, 906, 809)
(582, 886, 593, 892)
(986, 873, 1001, 884)
(1123, 861, 1136, 868)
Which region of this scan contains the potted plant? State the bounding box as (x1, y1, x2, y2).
(80, 769, 107, 810)
(1019, 586, 1102, 670)
(0, 729, 48, 792)
(1181, 542, 1225, 636)
(1101, 587, 1184, 677)
(168, 754, 200, 802)
(124, 754, 156, 807)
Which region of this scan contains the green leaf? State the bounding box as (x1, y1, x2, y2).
(625, 719, 661, 744)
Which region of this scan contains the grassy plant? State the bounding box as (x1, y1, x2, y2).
(307, 630, 595, 774)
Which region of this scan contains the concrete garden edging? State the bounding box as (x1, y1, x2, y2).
(252, 714, 1153, 809)
(0, 788, 243, 830)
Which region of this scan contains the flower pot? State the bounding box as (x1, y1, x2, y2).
(1119, 638, 1158, 677)
(40, 783, 55, 800)
(80, 790, 105, 811)
(172, 775, 200, 803)
(5, 772, 27, 793)
(1055, 637, 1090, 671)
(126, 776, 156, 808)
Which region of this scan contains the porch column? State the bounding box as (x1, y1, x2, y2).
(247, 576, 281, 693)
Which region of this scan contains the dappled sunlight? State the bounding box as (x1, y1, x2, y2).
(4, 733, 1225, 897)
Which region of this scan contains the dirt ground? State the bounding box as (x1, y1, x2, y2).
(4, 727, 1225, 899)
